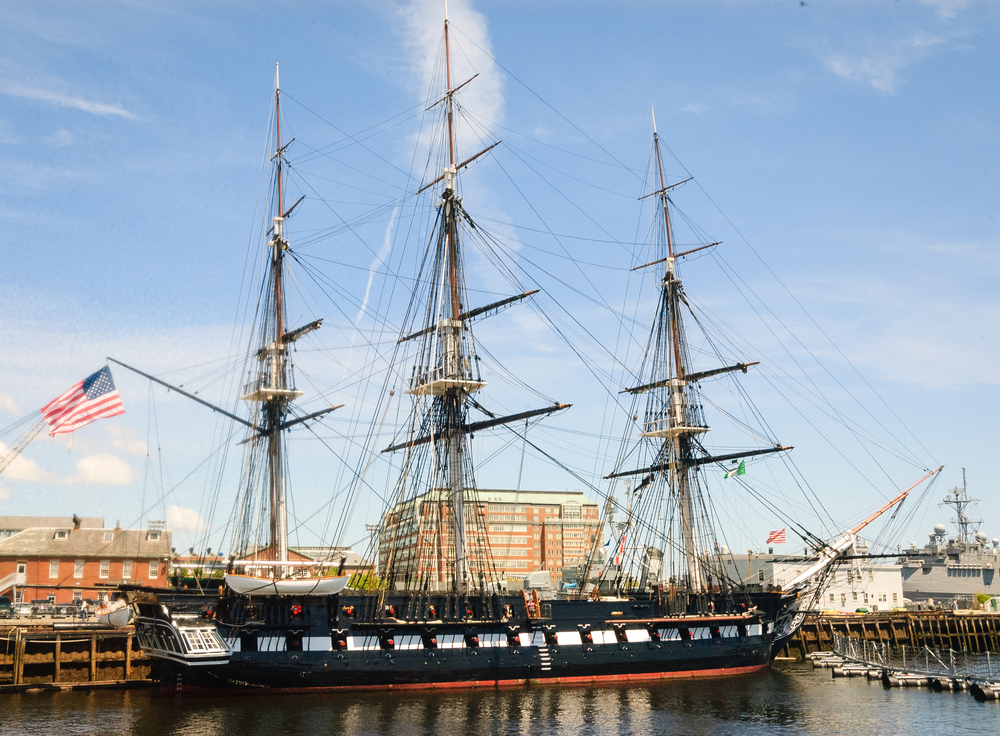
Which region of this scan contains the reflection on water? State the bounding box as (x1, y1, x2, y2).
(0, 663, 992, 736)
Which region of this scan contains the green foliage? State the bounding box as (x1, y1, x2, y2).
(347, 571, 382, 590)
(977, 592, 993, 604)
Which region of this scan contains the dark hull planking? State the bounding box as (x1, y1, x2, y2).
(137, 590, 786, 694)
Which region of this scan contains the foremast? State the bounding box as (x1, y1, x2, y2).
(603, 110, 790, 602)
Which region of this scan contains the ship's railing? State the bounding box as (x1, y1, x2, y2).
(408, 366, 445, 391)
(833, 632, 1000, 679)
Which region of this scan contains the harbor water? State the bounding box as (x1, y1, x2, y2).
(0, 661, 994, 736)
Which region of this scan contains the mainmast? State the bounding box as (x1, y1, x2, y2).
(382, 12, 567, 595)
(402, 14, 484, 594)
(441, 12, 469, 592)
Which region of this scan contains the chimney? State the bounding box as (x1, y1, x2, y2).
(72, 514, 81, 530)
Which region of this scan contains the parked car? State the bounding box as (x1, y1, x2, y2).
(0, 596, 12, 618)
(30, 599, 54, 616)
(51, 603, 74, 617)
(14, 602, 33, 617)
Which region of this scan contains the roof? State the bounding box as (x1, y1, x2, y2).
(291, 548, 368, 566)
(406, 488, 598, 507)
(0, 527, 172, 560)
(0, 516, 104, 531)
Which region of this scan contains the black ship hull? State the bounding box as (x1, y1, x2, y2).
(133, 590, 789, 694)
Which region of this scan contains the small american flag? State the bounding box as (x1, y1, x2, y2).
(766, 528, 786, 545)
(614, 533, 627, 566)
(41, 366, 125, 436)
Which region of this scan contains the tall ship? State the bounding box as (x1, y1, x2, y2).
(898, 470, 1000, 604)
(119, 14, 931, 693)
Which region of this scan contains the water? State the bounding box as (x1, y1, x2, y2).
(0, 662, 993, 736)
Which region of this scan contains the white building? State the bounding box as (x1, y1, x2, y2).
(718, 539, 904, 613)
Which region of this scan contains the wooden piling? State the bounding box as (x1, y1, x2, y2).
(89, 634, 97, 682)
(54, 634, 61, 683)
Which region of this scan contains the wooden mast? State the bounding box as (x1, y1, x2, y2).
(443, 5, 469, 592)
(270, 62, 289, 572)
(650, 108, 703, 593)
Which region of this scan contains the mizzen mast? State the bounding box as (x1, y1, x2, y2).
(647, 107, 705, 591)
(240, 63, 305, 575)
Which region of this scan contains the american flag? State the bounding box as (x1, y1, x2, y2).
(41, 366, 125, 437)
(613, 533, 627, 565)
(766, 528, 786, 545)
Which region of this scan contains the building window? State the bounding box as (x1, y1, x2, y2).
(147, 531, 160, 542)
(74, 560, 84, 579)
(868, 570, 874, 582)
(149, 561, 158, 579)
(852, 592, 858, 601)
(100, 560, 110, 578)
(893, 592, 898, 603)
(54, 530, 68, 540)
(49, 560, 59, 579)
(123, 560, 133, 579)
(758, 570, 764, 582)
(72, 590, 82, 602)
(104, 532, 114, 542)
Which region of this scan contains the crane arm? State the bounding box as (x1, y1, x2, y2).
(0, 417, 48, 477)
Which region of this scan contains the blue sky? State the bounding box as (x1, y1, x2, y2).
(1, 0, 998, 557)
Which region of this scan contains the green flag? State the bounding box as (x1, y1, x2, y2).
(724, 460, 746, 479)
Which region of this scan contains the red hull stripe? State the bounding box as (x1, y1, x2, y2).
(174, 663, 770, 696)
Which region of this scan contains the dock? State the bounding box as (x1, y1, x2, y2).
(0, 622, 153, 690)
(777, 611, 1000, 659)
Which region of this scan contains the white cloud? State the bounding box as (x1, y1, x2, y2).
(0, 80, 137, 119)
(396, 0, 505, 135)
(0, 440, 132, 485)
(0, 441, 57, 482)
(918, 0, 972, 18)
(0, 392, 20, 414)
(2, 161, 84, 190)
(165, 505, 209, 535)
(106, 426, 148, 456)
(824, 33, 944, 95)
(69, 454, 133, 485)
(681, 103, 709, 116)
(45, 129, 73, 147)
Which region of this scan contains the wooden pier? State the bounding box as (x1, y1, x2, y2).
(0, 624, 153, 691)
(779, 611, 1000, 659)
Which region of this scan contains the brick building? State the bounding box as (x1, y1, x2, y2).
(0, 516, 172, 604)
(379, 489, 602, 588)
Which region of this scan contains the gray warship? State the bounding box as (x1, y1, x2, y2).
(898, 470, 1000, 604)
